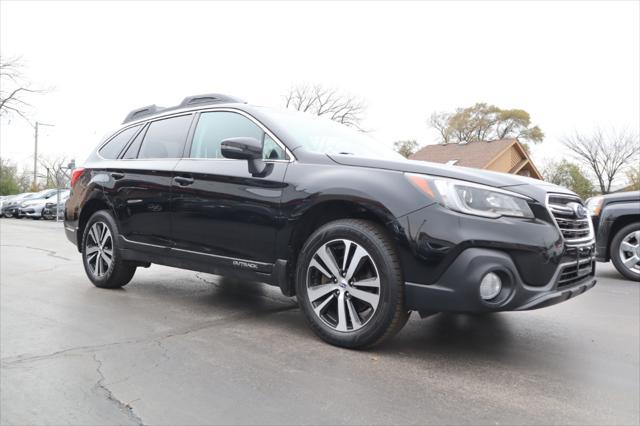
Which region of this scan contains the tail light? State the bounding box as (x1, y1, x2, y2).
(70, 167, 86, 187)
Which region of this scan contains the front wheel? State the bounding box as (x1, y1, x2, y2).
(610, 223, 640, 281)
(82, 210, 137, 289)
(296, 219, 409, 348)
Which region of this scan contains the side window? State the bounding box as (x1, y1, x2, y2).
(122, 125, 147, 159)
(190, 112, 269, 159)
(98, 125, 141, 159)
(137, 115, 192, 159)
(262, 134, 285, 160)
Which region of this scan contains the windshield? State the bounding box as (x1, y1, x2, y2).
(260, 108, 404, 160)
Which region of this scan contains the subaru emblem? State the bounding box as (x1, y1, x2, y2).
(567, 202, 587, 219)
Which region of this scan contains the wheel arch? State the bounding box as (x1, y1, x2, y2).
(282, 198, 403, 295)
(607, 214, 640, 258)
(76, 194, 115, 250)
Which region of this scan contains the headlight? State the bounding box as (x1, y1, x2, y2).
(585, 196, 604, 217)
(405, 173, 534, 219)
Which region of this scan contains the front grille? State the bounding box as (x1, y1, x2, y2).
(558, 258, 594, 288)
(547, 195, 593, 244)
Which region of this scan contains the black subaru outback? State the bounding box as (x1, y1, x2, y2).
(65, 93, 596, 348)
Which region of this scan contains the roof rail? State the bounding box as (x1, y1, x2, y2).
(122, 104, 165, 124)
(122, 93, 244, 124)
(178, 93, 245, 107)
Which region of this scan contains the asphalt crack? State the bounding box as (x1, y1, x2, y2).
(0, 244, 73, 261)
(1, 303, 298, 367)
(92, 353, 144, 426)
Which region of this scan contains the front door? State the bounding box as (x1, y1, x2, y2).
(170, 110, 289, 266)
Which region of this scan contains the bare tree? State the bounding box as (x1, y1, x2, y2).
(429, 112, 453, 144)
(562, 128, 640, 194)
(0, 56, 46, 120)
(38, 156, 71, 189)
(284, 84, 366, 129)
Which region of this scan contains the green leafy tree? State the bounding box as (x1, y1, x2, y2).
(393, 140, 419, 158)
(543, 159, 595, 199)
(429, 103, 544, 147)
(0, 158, 21, 195)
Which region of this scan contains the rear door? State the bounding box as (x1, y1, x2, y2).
(104, 114, 194, 247)
(171, 110, 290, 267)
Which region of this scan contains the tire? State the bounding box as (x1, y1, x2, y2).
(610, 223, 640, 282)
(81, 210, 137, 289)
(296, 219, 409, 348)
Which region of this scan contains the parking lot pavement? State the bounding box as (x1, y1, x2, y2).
(0, 219, 638, 426)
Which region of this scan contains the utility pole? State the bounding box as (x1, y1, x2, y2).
(32, 121, 55, 189)
(33, 122, 38, 187)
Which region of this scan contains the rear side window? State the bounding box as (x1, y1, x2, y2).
(99, 125, 141, 159)
(137, 115, 192, 159)
(122, 125, 147, 159)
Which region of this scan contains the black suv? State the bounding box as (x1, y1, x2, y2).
(65, 93, 597, 348)
(587, 191, 640, 281)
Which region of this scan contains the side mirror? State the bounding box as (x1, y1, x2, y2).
(221, 137, 262, 160)
(220, 137, 273, 177)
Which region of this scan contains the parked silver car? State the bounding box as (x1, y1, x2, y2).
(1, 192, 36, 218)
(42, 191, 71, 220)
(19, 189, 69, 219)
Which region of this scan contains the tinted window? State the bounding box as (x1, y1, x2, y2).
(263, 134, 285, 160)
(122, 125, 147, 159)
(190, 112, 283, 159)
(138, 115, 192, 159)
(99, 125, 141, 159)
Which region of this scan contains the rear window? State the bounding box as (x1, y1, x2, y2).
(137, 115, 192, 159)
(99, 125, 141, 159)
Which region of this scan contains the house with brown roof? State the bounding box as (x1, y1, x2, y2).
(410, 138, 543, 180)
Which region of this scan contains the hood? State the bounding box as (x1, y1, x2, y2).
(327, 154, 577, 203)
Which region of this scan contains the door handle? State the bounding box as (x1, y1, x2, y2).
(110, 172, 125, 180)
(174, 176, 195, 186)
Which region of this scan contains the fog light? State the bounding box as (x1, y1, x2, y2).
(480, 272, 502, 300)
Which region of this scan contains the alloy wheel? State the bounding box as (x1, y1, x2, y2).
(85, 221, 113, 278)
(306, 239, 381, 332)
(619, 230, 640, 276)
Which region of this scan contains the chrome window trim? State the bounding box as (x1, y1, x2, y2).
(95, 123, 145, 161)
(95, 107, 295, 163)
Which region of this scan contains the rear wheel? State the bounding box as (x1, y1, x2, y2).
(296, 219, 409, 348)
(82, 210, 137, 289)
(610, 223, 640, 281)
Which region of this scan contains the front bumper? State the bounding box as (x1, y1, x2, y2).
(405, 247, 596, 313)
(2, 207, 22, 217)
(19, 207, 43, 217)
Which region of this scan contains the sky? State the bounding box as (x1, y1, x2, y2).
(1, 0, 639, 180)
